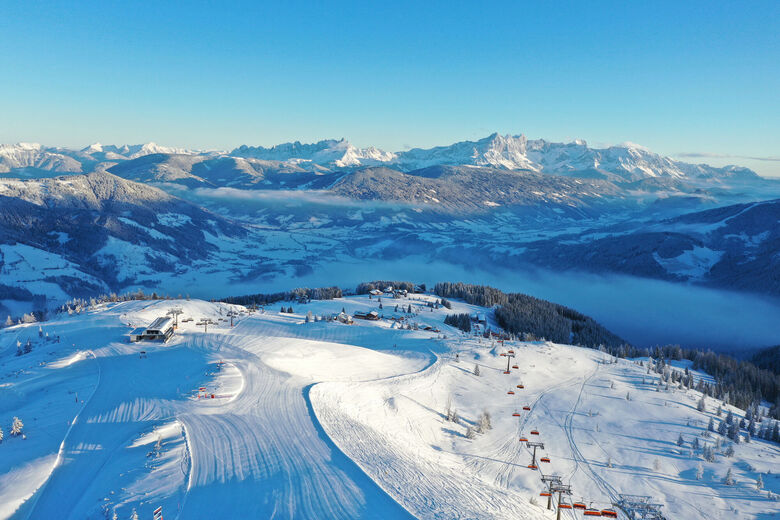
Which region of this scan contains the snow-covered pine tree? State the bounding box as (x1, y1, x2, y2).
(718, 420, 728, 436)
(131, 508, 139, 520)
(696, 462, 703, 480)
(0, 426, 3, 443)
(697, 396, 706, 412)
(726, 410, 734, 424)
(757, 474, 764, 490)
(692, 437, 700, 450)
(708, 417, 715, 432)
(723, 467, 735, 485)
(10, 417, 23, 436)
(477, 411, 492, 432)
(3, 316, 12, 327)
(473, 364, 480, 376)
(728, 421, 740, 441)
(677, 433, 685, 446)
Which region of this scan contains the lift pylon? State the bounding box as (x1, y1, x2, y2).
(551, 483, 572, 520)
(525, 441, 544, 468)
(540, 474, 562, 510)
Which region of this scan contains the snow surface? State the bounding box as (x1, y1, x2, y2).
(0, 295, 778, 519)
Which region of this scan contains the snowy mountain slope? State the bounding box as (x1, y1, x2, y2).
(231, 138, 396, 168)
(107, 153, 341, 189)
(1, 295, 777, 519)
(0, 143, 82, 175)
(0, 142, 200, 177)
(328, 165, 626, 211)
(520, 198, 780, 295)
(0, 172, 247, 309)
(394, 134, 760, 182)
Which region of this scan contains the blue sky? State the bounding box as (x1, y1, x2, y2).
(2, 1, 778, 176)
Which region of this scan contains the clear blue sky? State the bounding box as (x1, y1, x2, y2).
(2, 1, 778, 176)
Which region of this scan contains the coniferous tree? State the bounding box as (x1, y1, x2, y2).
(10, 417, 23, 436)
(723, 467, 735, 485)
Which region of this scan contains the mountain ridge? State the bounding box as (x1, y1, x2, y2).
(1, 133, 762, 183)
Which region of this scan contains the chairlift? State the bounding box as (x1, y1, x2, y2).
(519, 436, 528, 442)
(523, 405, 531, 411)
(540, 456, 551, 463)
(559, 503, 573, 510)
(530, 429, 539, 435)
(512, 411, 521, 417)
(503, 370, 511, 374)
(512, 364, 519, 369)
(601, 510, 617, 518)
(507, 390, 515, 395)
(500, 353, 506, 357)
(507, 350, 515, 354)
(516, 384, 525, 389)
(527, 464, 538, 470)
(573, 502, 586, 510)
(540, 492, 551, 497)
(584, 509, 602, 517)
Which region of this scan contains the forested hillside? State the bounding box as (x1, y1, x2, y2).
(433, 282, 626, 348)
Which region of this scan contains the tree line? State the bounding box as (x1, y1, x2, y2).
(444, 313, 471, 332)
(434, 282, 626, 348)
(648, 345, 780, 419)
(355, 281, 423, 294)
(220, 286, 343, 306)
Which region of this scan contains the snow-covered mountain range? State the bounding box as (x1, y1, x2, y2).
(1, 133, 778, 329)
(0, 133, 760, 183)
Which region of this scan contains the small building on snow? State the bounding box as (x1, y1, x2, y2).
(129, 317, 175, 343)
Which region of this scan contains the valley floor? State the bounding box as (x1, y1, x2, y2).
(0, 295, 778, 519)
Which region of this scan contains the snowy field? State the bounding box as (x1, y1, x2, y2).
(0, 294, 778, 519)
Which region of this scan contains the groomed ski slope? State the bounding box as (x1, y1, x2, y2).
(0, 294, 778, 519)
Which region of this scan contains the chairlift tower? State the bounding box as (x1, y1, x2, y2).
(614, 494, 666, 520)
(540, 474, 562, 510)
(166, 308, 183, 328)
(196, 318, 215, 333)
(500, 351, 515, 374)
(525, 441, 544, 468)
(551, 483, 572, 520)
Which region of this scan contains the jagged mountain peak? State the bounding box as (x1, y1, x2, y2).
(231, 138, 396, 168)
